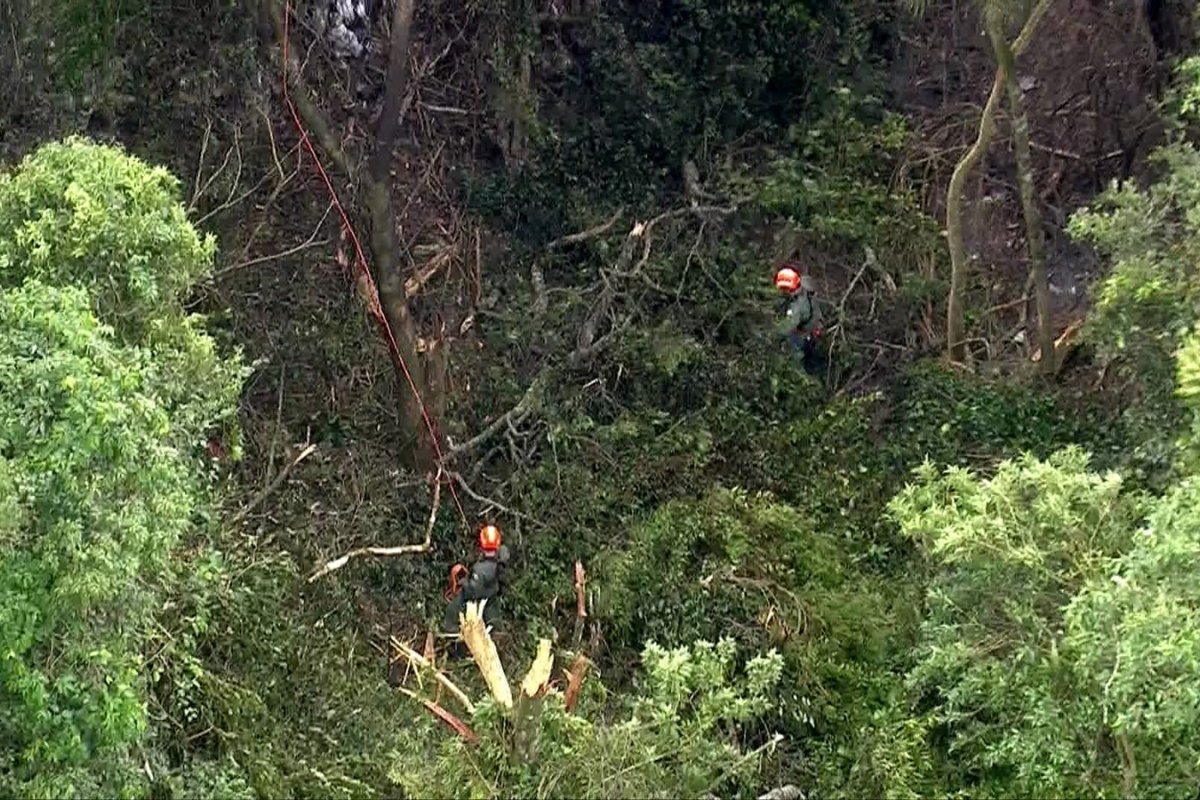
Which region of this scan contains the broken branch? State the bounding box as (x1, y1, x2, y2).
(574, 560, 588, 621)
(307, 471, 441, 581)
(390, 636, 476, 714)
(563, 654, 593, 713)
(461, 600, 514, 709)
(546, 207, 625, 250)
(519, 639, 555, 700)
(396, 685, 480, 744)
(404, 246, 454, 298)
(231, 442, 317, 525)
(447, 470, 538, 527)
(446, 375, 546, 460)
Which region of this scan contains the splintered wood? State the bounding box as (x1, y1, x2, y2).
(520, 638, 554, 700)
(563, 654, 593, 713)
(390, 637, 475, 714)
(393, 566, 590, 745)
(461, 599, 514, 709)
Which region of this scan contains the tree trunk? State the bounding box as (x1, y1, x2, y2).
(494, 0, 535, 170)
(268, 0, 437, 469)
(987, 10, 1057, 376)
(944, 0, 1052, 363)
(367, 0, 438, 468)
(945, 72, 1002, 364)
(369, 0, 414, 182)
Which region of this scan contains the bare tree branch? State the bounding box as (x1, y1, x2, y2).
(211, 201, 334, 279)
(446, 470, 540, 526)
(232, 443, 318, 525)
(370, 0, 415, 181)
(307, 471, 442, 581)
(446, 376, 546, 460)
(546, 207, 625, 250)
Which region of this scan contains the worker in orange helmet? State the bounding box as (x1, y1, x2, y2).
(443, 523, 511, 635)
(774, 262, 823, 364)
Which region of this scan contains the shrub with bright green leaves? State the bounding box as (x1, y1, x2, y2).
(1174, 329, 1200, 470)
(0, 136, 247, 458)
(887, 448, 1156, 798)
(392, 638, 784, 799)
(595, 487, 839, 652)
(1066, 60, 1200, 484)
(0, 280, 199, 797)
(1065, 476, 1200, 797)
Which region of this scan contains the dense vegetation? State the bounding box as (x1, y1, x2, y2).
(3, 0, 1200, 798)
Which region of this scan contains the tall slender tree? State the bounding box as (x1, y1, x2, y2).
(986, 2, 1057, 375)
(939, 0, 1051, 364)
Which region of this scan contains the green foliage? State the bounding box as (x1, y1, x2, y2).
(595, 488, 836, 651)
(1065, 476, 1200, 797)
(144, 553, 418, 800)
(0, 136, 248, 458)
(48, 0, 148, 92)
(1065, 57, 1200, 484)
(0, 280, 197, 797)
(394, 638, 783, 799)
(889, 361, 1116, 468)
(0, 139, 247, 797)
(1174, 329, 1200, 467)
(756, 87, 939, 254)
(887, 444, 1200, 797)
(468, 0, 883, 237)
(887, 449, 1156, 797)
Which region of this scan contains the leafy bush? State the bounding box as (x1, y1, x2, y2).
(756, 87, 939, 256)
(595, 488, 836, 652)
(1065, 59, 1200, 484)
(888, 361, 1116, 469)
(0, 136, 247, 458)
(393, 638, 784, 799)
(0, 280, 198, 797)
(887, 448, 1150, 797)
(1065, 476, 1200, 797)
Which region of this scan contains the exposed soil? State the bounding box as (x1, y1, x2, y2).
(895, 0, 1192, 364)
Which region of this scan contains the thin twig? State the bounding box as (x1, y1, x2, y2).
(546, 207, 625, 250)
(446, 470, 539, 527)
(266, 361, 287, 486)
(307, 471, 442, 581)
(231, 442, 317, 525)
(211, 201, 335, 279)
(189, 129, 237, 212)
(390, 636, 476, 713)
(838, 245, 876, 311)
(190, 119, 213, 209)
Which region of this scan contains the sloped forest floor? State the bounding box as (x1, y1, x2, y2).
(901, 0, 1176, 364)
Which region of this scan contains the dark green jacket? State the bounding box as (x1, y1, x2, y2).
(443, 545, 510, 633)
(777, 291, 821, 336)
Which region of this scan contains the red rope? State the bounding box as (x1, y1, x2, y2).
(280, 0, 469, 530)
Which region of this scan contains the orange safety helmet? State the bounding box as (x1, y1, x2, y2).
(478, 523, 502, 553)
(774, 265, 802, 293)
